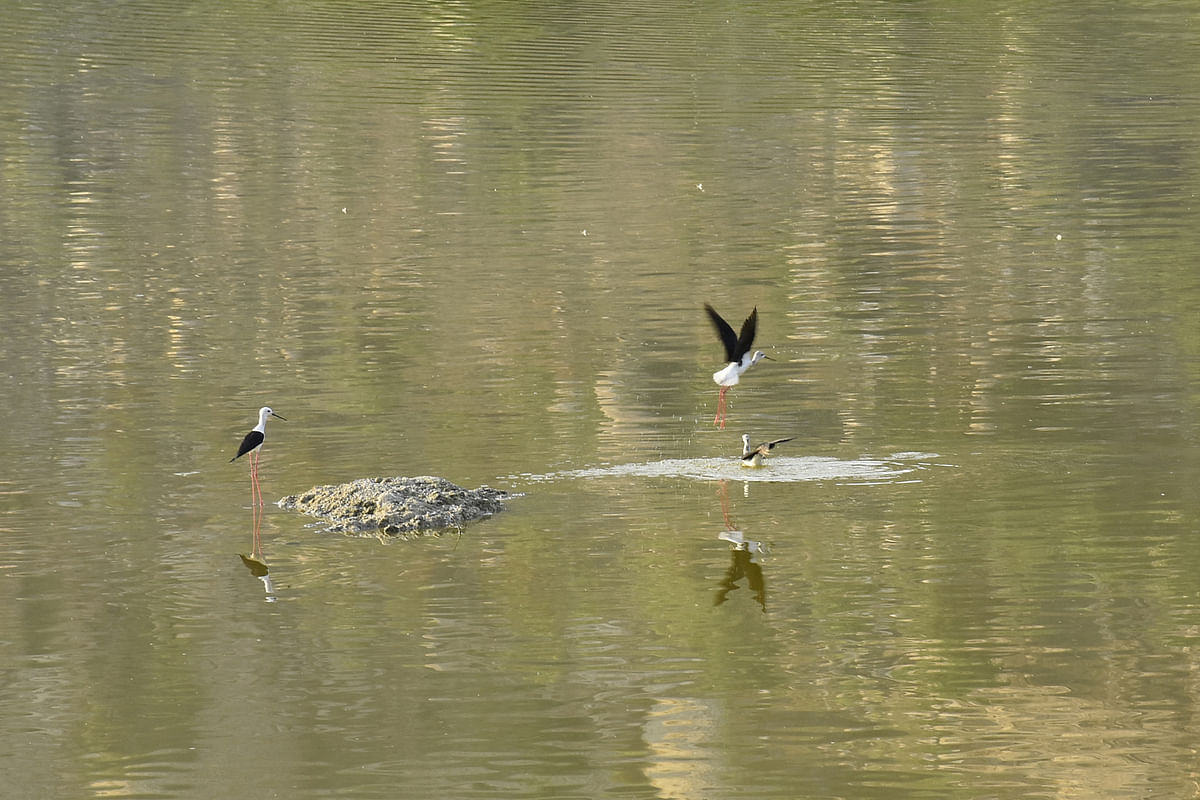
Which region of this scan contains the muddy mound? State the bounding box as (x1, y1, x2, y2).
(279, 476, 510, 537)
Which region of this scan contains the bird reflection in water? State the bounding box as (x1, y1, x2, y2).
(714, 480, 767, 612)
(237, 493, 277, 601)
(238, 551, 277, 601)
(238, 497, 277, 602)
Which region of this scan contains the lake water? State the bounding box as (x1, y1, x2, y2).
(4, 1, 1200, 798)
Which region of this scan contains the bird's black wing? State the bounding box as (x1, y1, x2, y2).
(705, 304, 739, 363)
(231, 430, 264, 462)
(766, 437, 794, 451)
(734, 307, 758, 360)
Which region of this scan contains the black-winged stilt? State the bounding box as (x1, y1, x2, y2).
(741, 433, 794, 467)
(705, 303, 771, 428)
(230, 406, 286, 508)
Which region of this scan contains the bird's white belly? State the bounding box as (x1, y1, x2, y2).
(713, 362, 741, 386)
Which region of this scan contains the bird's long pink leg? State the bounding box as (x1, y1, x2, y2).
(714, 387, 728, 428)
(250, 450, 263, 555)
(252, 450, 262, 507)
(246, 452, 256, 549)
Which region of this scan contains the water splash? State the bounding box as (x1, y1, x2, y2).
(509, 453, 939, 484)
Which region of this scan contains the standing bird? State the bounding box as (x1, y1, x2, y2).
(741, 433, 794, 467)
(230, 406, 286, 508)
(705, 303, 772, 428)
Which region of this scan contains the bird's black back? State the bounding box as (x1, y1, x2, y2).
(231, 430, 264, 462)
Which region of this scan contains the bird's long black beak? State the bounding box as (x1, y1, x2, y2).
(761, 355, 775, 361)
(271, 412, 288, 421)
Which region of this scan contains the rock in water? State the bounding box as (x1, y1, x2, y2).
(278, 476, 510, 537)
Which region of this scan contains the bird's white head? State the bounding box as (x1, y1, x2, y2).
(748, 350, 772, 367)
(259, 406, 287, 424)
